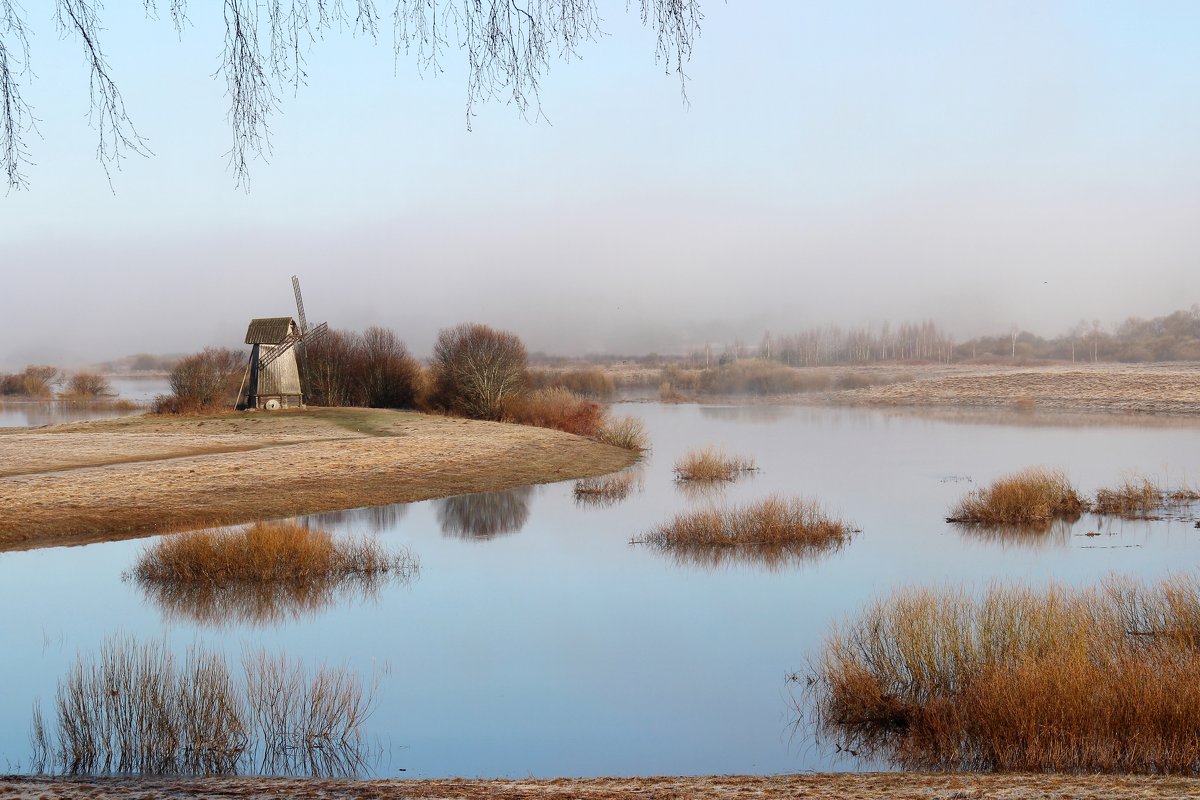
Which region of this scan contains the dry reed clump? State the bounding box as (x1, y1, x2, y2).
(597, 414, 649, 451)
(947, 467, 1085, 527)
(503, 388, 605, 438)
(32, 634, 380, 777)
(806, 574, 1200, 773)
(1092, 475, 1200, 517)
(573, 469, 643, 507)
(638, 495, 856, 555)
(673, 446, 757, 482)
(527, 367, 616, 399)
(1093, 476, 1163, 516)
(130, 523, 417, 584)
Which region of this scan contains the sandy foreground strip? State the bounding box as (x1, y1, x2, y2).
(839, 362, 1200, 415)
(0, 408, 636, 552)
(4, 773, 1200, 799)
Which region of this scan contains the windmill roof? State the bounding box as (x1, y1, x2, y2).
(245, 317, 296, 344)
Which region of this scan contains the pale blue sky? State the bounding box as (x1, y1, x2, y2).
(2, 1, 1198, 366)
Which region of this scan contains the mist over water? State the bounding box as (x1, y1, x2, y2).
(2, 2, 1198, 367)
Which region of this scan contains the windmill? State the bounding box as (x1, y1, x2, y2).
(236, 276, 329, 410)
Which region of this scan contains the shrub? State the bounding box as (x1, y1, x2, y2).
(0, 365, 62, 397)
(63, 371, 113, 398)
(947, 467, 1085, 527)
(160, 347, 245, 413)
(303, 329, 361, 407)
(674, 446, 756, 481)
(503, 387, 604, 437)
(808, 575, 1200, 773)
(429, 323, 528, 420)
(302, 326, 421, 409)
(354, 326, 421, 408)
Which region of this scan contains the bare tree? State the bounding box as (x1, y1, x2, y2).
(429, 322, 527, 420)
(1, 0, 708, 191)
(166, 346, 245, 410)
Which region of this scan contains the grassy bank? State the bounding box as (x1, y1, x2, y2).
(0, 408, 637, 552)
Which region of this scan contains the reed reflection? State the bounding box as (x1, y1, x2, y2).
(573, 468, 644, 508)
(29, 634, 382, 778)
(951, 519, 1075, 550)
(135, 573, 402, 627)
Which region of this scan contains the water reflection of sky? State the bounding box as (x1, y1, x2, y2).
(2, 403, 1200, 777)
(0, 377, 169, 428)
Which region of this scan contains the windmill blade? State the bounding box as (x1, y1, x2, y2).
(300, 321, 329, 346)
(258, 335, 300, 369)
(292, 275, 309, 335)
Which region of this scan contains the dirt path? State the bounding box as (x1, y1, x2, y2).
(3, 773, 1200, 799)
(0, 408, 637, 552)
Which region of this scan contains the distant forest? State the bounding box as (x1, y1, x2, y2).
(661, 306, 1200, 367)
(760, 306, 1200, 366)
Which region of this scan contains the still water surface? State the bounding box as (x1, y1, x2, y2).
(2, 402, 1199, 776)
(0, 377, 168, 428)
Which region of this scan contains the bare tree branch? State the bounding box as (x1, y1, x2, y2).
(5, 0, 708, 191)
(222, 0, 278, 190)
(1, 0, 36, 191)
(636, 0, 703, 103)
(144, 0, 190, 37)
(55, 0, 153, 188)
(394, 1, 603, 130)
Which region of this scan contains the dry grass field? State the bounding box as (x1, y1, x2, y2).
(839, 362, 1200, 415)
(4, 773, 1200, 799)
(0, 408, 636, 552)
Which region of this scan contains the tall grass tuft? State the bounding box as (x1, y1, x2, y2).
(947, 467, 1084, 526)
(34, 634, 380, 777)
(131, 523, 416, 584)
(638, 495, 856, 556)
(1092, 475, 1200, 517)
(673, 446, 756, 482)
(807, 575, 1200, 773)
(128, 524, 418, 626)
(597, 414, 649, 452)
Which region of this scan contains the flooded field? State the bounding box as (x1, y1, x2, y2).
(0, 378, 168, 428)
(2, 402, 1199, 778)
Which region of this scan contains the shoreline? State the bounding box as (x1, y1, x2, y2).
(622, 362, 1200, 417)
(4, 772, 1200, 799)
(0, 408, 637, 552)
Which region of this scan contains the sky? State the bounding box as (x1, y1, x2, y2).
(2, 0, 1199, 368)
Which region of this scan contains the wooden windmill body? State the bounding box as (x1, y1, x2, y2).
(238, 317, 304, 410)
(236, 277, 328, 411)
